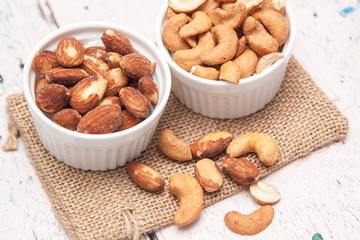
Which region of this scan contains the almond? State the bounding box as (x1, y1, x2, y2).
(70, 74, 108, 113)
(115, 110, 143, 131)
(119, 53, 155, 80)
(84, 46, 107, 62)
(222, 157, 260, 185)
(119, 87, 153, 118)
(53, 108, 82, 131)
(106, 52, 122, 69)
(56, 36, 84, 67)
(138, 76, 158, 105)
(81, 54, 110, 75)
(35, 77, 51, 93)
(191, 131, 233, 158)
(101, 29, 135, 55)
(104, 68, 128, 97)
(32, 50, 59, 75)
(45, 67, 89, 86)
(195, 158, 223, 192)
(98, 96, 122, 107)
(77, 104, 123, 134)
(126, 163, 164, 192)
(35, 83, 70, 113)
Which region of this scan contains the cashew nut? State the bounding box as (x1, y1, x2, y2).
(200, 25, 238, 66)
(196, 0, 221, 13)
(169, 0, 206, 13)
(166, 7, 177, 19)
(235, 36, 246, 58)
(184, 35, 198, 48)
(233, 48, 258, 79)
(242, 16, 279, 56)
(224, 205, 275, 235)
(219, 61, 241, 84)
(239, 0, 265, 15)
(190, 65, 220, 80)
(252, 8, 289, 46)
(169, 173, 204, 226)
(172, 31, 215, 71)
(162, 13, 191, 53)
(208, 1, 247, 29)
(262, 0, 286, 15)
(226, 132, 279, 166)
(158, 129, 193, 161)
(179, 11, 212, 39)
(250, 180, 281, 204)
(255, 52, 284, 74)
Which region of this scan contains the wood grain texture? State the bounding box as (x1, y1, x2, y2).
(0, 0, 359, 239)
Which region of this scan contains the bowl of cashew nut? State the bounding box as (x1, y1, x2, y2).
(155, 0, 296, 119)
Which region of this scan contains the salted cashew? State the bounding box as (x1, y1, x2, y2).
(208, 1, 247, 29)
(196, 0, 221, 13)
(169, 0, 206, 13)
(255, 52, 284, 74)
(233, 48, 258, 79)
(162, 13, 191, 53)
(179, 11, 212, 39)
(239, 0, 265, 15)
(166, 7, 177, 19)
(235, 36, 246, 58)
(224, 205, 275, 235)
(184, 36, 198, 48)
(190, 65, 220, 80)
(242, 16, 279, 56)
(219, 61, 241, 84)
(262, 0, 286, 15)
(250, 181, 281, 204)
(226, 133, 279, 166)
(200, 25, 238, 66)
(252, 8, 289, 46)
(158, 129, 192, 161)
(169, 173, 204, 226)
(173, 31, 215, 71)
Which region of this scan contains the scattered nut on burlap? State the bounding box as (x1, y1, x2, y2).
(6, 57, 348, 240)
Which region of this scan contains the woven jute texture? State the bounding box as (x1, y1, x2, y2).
(7, 57, 348, 240)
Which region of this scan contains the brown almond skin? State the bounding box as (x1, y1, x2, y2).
(35, 83, 70, 113)
(53, 108, 82, 131)
(35, 77, 51, 93)
(98, 96, 122, 107)
(77, 104, 123, 134)
(138, 76, 158, 105)
(106, 52, 122, 69)
(84, 46, 107, 62)
(119, 87, 153, 118)
(32, 50, 59, 76)
(101, 29, 135, 55)
(104, 68, 128, 97)
(45, 67, 89, 86)
(222, 157, 260, 185)
(81, 54, 110, 75)
(191, 131, 233, 158)
(126, 163, 164, 192)
(195, 158, 223, 192)
(115, 110, 143, 131)
(56, 36, 85, 67)
(119, 53, 155, 80)
(70, 74, 108, 114)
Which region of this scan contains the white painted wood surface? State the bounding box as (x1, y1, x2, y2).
(0, 0, 359, 239)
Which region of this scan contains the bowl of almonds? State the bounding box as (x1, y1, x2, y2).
(156, 0, 296, 119)
(23, 21, 171, 171)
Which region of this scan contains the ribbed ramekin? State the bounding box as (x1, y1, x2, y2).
(155, 2, 296, 119)
(23, 22, 171, 171)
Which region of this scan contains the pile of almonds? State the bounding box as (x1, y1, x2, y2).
(32, 29, 158, 134)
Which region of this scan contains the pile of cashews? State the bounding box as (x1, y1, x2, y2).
(162, 0, 289, 84)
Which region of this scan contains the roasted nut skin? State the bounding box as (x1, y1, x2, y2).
(35, 83, 70, 113)
(195, 158, 223, 192)
(126, 163, 164, 192)
(119, 53, 155, 80)
(45, 67, 89, 86)
(115, 110, 143, 132)
(53, 108, 82, 131)
(119, 87, 153, 118)
(56, 36, 84, 67)
(191, 131, 233, 158)
(101, 29, 135, 55)
(222, 157, 260, 185)
(32, 50, 59, 76)
(138, 76, 158, 106)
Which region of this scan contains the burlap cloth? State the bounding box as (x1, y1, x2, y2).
(6, 57, 348, 240)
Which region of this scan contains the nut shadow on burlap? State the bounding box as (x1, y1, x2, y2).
(6, 57, 348, 240)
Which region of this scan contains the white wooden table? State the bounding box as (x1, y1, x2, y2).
(1, 0, 359, 239)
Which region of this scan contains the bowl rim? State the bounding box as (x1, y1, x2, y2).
(23, 21, 171, 141)
(155, 1, 296, 88)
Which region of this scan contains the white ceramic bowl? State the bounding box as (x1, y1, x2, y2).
(155, 2, 296, 119)
(23, 22, 171, 171)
